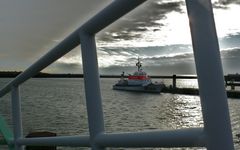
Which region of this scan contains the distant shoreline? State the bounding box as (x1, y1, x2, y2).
(0, 71, 238, 80)
(0, 71, 198, 78)
(0, 71, 84, 78)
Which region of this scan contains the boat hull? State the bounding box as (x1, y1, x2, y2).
(113, 84, 164, 93)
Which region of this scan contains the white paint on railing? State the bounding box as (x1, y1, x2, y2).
(95, 128, 205, 148)
(80, 32, 105, 150)
(185, 0, 234, 149)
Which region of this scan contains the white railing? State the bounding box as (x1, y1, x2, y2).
(0, 0, 234, 150)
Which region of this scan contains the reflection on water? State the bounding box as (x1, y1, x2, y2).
(167, 95, 203, 129)
(229, 99, 240, 149)
(0, 78, 239, 149)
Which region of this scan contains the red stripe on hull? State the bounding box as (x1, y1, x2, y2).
(128, 76, 150, 80)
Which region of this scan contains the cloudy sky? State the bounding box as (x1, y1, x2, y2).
(0, 0, 240, 75)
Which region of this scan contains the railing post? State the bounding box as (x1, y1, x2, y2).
(172, 74, 177, 89)
(185, 0, 234, 149)
(11, 86, 24, 150)
(79, 32, 105, 150)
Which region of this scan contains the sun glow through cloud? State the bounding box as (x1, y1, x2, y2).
(57, 55, 81, 65)
(51, 1, 240, 74)
(154, 9, 191, 45)
(214, 4, 240, 38)
(98, 2, 240, 48)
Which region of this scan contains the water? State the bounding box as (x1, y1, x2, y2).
(0, 78, 240, 150)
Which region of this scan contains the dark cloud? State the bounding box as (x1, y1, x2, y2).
(99, 46, 240, 75)
(221, 47, 240, 74)
(98, 44, 192, 57)
(46, 61, 82, 74)
(99, 46, 195, 75)
(40, 45, 240, 75)
(221, 47, 240, 58)
(130, 1, 184, 27)
(134, 53, 194, 67)
(99, 61, 196, 76)
(218, 0, 240, 5)
(213, 0, 240, 8)
(54, 62, 80, 69)
(97, 0, 184, 42)
(219, 33, 240, 49)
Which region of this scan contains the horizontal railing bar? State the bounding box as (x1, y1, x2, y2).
(80, 0, 146, 34)
(14, 128, 205, 148)
(96, 128, 205, 148)
(16, 135, 90, 147)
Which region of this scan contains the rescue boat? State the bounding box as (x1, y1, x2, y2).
(113, 58, 165, 93)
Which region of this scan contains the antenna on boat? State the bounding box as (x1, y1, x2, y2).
(136, 57, 142, 71)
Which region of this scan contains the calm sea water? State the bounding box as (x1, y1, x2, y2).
(0, 78, 240, 150)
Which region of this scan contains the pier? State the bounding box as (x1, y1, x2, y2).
(152, 74, 240, 99)
(161, 86, 240, 99)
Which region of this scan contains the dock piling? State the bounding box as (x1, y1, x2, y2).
(172, 74, 177, 89)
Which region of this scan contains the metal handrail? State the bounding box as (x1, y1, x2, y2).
(12, 128, 203, 147)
